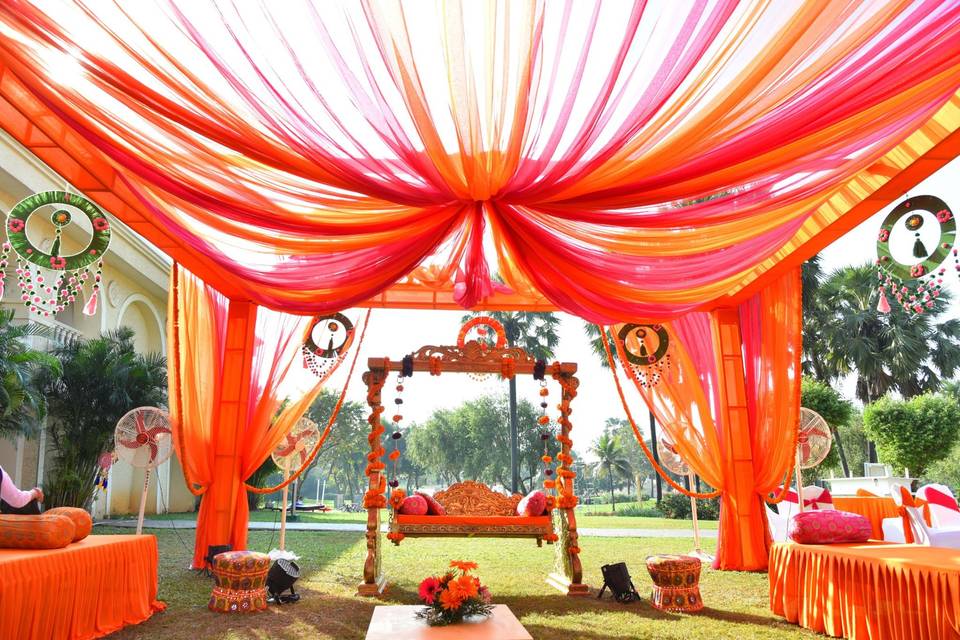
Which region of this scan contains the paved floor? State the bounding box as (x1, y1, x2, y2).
(97, 519, 717, 538)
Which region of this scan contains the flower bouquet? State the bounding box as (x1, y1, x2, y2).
(416, 560, 494, 626)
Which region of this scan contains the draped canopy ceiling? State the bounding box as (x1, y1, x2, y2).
(1, 1, 960, 322)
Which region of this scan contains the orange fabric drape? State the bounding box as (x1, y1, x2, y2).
(770, 541, 960, 640)
(0, 535, 165, 640)
(168, 265, 332, 567)
(609, 269, 801, 570)
(833, 496, 903, 540)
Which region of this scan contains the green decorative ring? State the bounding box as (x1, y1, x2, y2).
(304, 313, 354, 358)
(6, 191, 111, 271)
(876, 195, 955, 280)
(618, 324, 669, 366)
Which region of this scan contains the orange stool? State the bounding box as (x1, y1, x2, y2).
(208, 550, 271, 613)
(645, 554, 703, 612)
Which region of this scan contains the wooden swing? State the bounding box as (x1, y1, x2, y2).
(357, 320, 588, 597)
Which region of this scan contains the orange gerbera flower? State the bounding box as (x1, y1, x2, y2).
(450, 560, 478, 573)
(439, 587, 465, 610)
(455, 574, 479, 599)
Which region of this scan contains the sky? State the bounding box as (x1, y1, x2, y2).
(316, 156, 960, 463)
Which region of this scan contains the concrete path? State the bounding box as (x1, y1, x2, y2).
(97, 519, 717, 538)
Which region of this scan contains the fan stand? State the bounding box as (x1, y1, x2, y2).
(794, 452, 805, 514)
(136, 468, 151, 535)
(687, 471, 714, 563)
(279, 462, 290, 551)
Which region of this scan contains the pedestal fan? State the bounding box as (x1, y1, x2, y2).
(794, 408, 832, 512)
(115, 407, 173, 534)
(271, 417, 320, 552)
(657, 437, 714, 562)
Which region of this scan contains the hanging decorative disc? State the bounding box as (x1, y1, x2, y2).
(1, 191, 110, 317)
(457, 316, 507, 382)
(617, 323, 671, 388)
(875, 195, 955, 316)
(302, 312, 355, 378)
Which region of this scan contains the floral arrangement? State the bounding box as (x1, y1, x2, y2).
(416, 560, 493, 626)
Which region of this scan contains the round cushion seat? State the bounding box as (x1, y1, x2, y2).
(645, 554, 703, 612)
(208, 550, 271, 613)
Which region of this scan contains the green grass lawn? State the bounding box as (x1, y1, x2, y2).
(113, 507, 719, 531)
(100, 527, 811, 640)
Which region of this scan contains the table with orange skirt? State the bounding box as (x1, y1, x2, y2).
(0, 534, 166, 640)
(833, 496, 931, 541)
(770, 541, 960, 640)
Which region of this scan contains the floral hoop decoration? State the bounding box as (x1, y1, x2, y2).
(616, 323, 671, 388)
(457, 316, 507, 351)
(301, 312, 355, 378)
(416, 560, 493, 626)
(1, 191, 111, 317)
(875, 195, 957, 316)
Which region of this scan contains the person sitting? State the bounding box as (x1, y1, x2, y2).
(0, 464, 43, 514)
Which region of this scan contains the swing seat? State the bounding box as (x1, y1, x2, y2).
(389, 481, 555, 546)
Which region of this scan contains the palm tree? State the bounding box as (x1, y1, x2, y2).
(590, 432, 633, 512)
(462, 312, 560, 492)
(36, 328, 166, 508)
(0, 310, 60, 437)
(803, 261, 960, 461)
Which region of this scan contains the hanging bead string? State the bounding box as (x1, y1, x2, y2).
(532, 360, 555, 490)
(388, 354, 413, 489)
(4, 249, 101, 317)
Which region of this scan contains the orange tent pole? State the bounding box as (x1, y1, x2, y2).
(713, 308, 769, 571)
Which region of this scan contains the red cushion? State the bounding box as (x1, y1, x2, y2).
(399, 495, 428, 515)
(415, 491, 446, 516)
(517, 490, 547, 517)
(788, 510, 872, 544)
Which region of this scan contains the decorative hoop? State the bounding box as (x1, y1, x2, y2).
(302, 313, 355, 378)
(457, 316, 507, 350)
(616, 323, 671, 388)
(876, 195, 955, 281)
(6, 191, 111, 271)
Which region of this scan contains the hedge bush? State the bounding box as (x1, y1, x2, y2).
(659, 492, 719, 520)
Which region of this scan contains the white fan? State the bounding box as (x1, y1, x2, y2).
(657, 437, 714, 562)
(115, 407, 173, 534)
(271, 417, 320, 551)
(794, 407, 833, 512)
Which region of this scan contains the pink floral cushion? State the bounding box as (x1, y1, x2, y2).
(415, 491, 446, 516)
(398, 495, 429, 516)
(788, 509, 872, 544)
(517, 490, 547, 517)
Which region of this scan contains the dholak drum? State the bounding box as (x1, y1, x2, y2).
(645, 554, 703, 612)
(208, 550, 271, 613)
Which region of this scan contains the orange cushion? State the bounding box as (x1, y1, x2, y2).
(45, 507, 93, 542)
(395, 514, 551, 526)
(0, 514, 75, 549)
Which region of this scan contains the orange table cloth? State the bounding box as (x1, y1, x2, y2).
(770, 541, 960, 640)
(833, 496, 932, 542)
(0, 534, 166, 640)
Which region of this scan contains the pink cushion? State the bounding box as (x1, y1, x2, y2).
(398, 495, 428, 516)
(415, 491, 446, 516)
(788, 510, 872, 544)
(517, 490, 547, 517)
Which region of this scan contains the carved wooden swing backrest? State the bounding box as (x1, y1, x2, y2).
(434, 481, 523, 516)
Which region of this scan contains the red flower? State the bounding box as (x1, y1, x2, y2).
(49, 256, 66, 269)
(479, 586, 492, 603)
(937, 209, 954, 223)
(877, 228, 890, 242)
(7, 219, 24, 233)
(418, 577, 441, 604)
(93, 217, 110, 231)
(910, 264, 926, 278)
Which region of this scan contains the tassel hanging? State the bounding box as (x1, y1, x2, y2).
(0, 277, 4, 301)
(913, 237, 929, 258)
(82, 288, 98, 316)
(877, 288, 891, 314)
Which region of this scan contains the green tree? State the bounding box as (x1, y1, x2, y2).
(37, 328, 166, 508)
(801, 377, 854, 477)
(0, 310, 60, 437)
(462, 312, 559, 492)
(863, 394, 960, 477)
(304, 389, 369, 503)
(589, 432, 633, 512)
(603, 417, 654, 497)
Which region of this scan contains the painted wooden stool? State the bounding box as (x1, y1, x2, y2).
(208, 550, 271, 613)
(645, 554, 703, 612)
